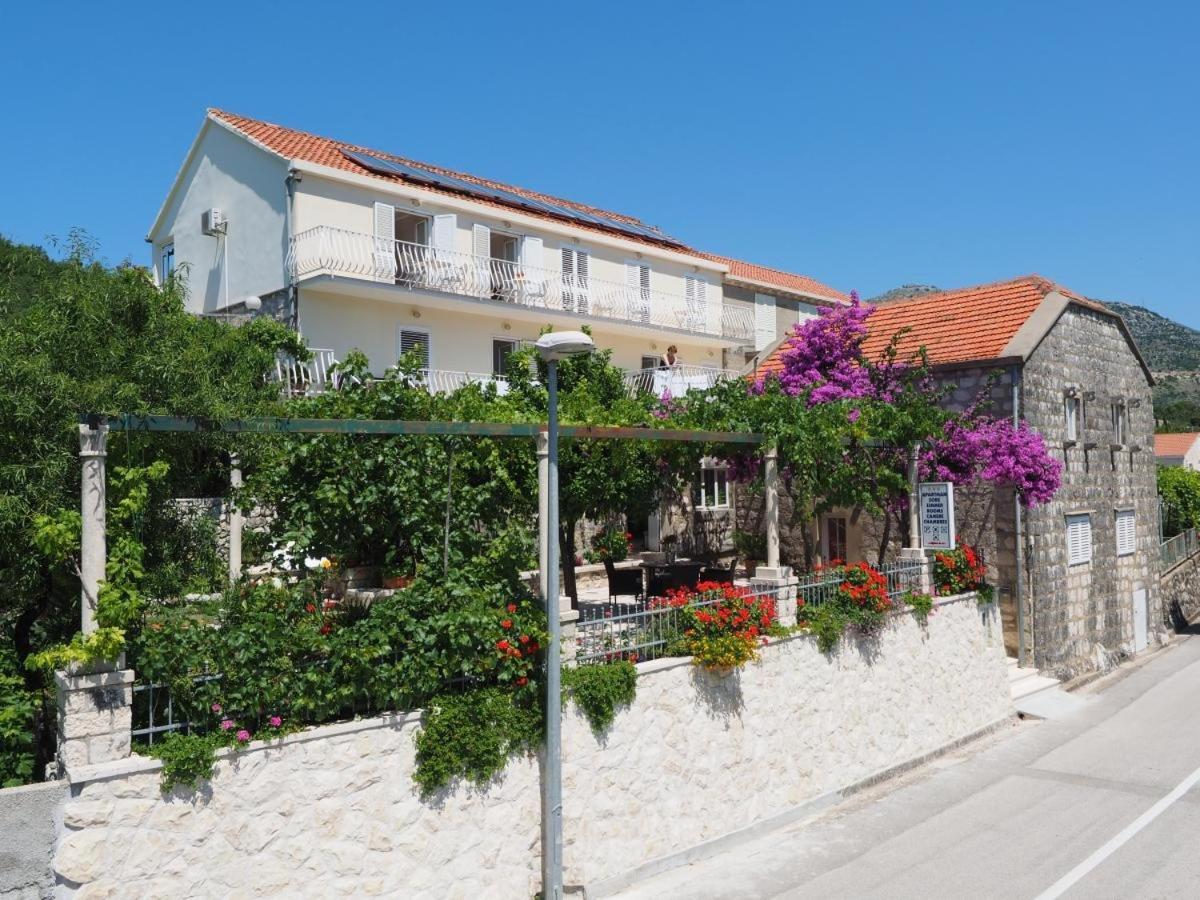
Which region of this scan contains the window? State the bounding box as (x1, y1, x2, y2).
(492, 338, 517, 377)
(641, 355, 660, 371)
(159, 243, 175, 284)
(1064, 395, 1081, 443)
(1116, 509, 1136, 556)
(399, 328, 431, 369)
(561, 248, 589, 313)
(1066, 513, 1093, 566)
(1111, 402, 1128, 446)
(826, 516, 848, 564)
(697, 460, 730, 510)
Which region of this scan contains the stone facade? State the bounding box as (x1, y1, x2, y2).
(1021, 306, 1165, 676)
(51, 596, 1009, 898)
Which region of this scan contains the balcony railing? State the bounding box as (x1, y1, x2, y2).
(622, 365, 734, 397)
(287, 226, 754, 342)
(275, 348, 338, 396)
(420, 369, 510, 395)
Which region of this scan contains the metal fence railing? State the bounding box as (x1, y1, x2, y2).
(1161, 527, 1199, 573)
(575, 584, 785, 666)
(795, 558, 927, 611)
(131, 674, 221, 746)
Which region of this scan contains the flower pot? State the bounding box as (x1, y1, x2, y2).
(65, 652, 126, 676)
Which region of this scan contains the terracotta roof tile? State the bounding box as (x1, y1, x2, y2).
(696, 252, 848, 304)
(755, 274, 1097, 379)
(1155, 432, 1200, 459)
(207, 109, 846, 301)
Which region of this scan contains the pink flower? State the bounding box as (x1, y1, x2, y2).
(211, 703, 222, 714)
(219, 719, 234, 731)
(236, 729, 251, 742)
(268, 715, 282, 728)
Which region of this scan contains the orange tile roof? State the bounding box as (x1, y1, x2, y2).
(755, 274, 1109, 379)
(207, 109, 846, 301)
(1155, 432, 1200, 459)
(697, 253, 849, 304)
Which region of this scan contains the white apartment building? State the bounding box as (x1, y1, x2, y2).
(148, 110, 846, 397)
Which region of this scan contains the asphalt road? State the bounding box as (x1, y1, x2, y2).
(614, 636, 1200, 900)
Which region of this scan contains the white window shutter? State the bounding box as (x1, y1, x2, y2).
(432, 214, 456, 253)
(1067, 514, 1092, 565)
(521, 235, 543, 270)
(627, 262, 650, 322)
(1116, 510, 1136, 556)
(472, 223, 490, 258)
(754, 292, 777, 350)
(373, 202, 396, 281)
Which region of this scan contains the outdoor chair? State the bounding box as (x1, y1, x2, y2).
(699, 560, 736, 586)
(603, 558, 644, 603)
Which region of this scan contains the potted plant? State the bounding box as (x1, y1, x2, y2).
(732, 530, 767, 575)
(661, 533, 679, 563)
(381, 560, 413, 591)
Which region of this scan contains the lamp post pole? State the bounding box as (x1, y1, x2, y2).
(542, 358, 564, 900)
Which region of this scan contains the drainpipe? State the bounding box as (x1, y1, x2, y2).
(285, 169, 301, 331)
(1012, 366, 1028, 666)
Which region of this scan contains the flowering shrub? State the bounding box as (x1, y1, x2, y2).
(798, 560, 894, 653)
(584, 528, 633, 564)
(925, 417, 1062, 507)
(653, 581, 781, 669)
(932, 545, 989, 598)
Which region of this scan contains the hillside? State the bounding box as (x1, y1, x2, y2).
(868, 284, 941, 304)
(1104, 301, 1200, 372)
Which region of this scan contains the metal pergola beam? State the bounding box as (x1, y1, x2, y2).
(81, 414, 764, 445)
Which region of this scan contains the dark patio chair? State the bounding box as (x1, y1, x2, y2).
(603, 558, 644, 603)
(699, 560, 737, 586)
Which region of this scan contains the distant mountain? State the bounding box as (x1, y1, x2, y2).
(868, 284, 941, 304)
(1103, 301, 1200, 373)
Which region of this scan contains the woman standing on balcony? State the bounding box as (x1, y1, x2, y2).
(659, 345, 679, 369)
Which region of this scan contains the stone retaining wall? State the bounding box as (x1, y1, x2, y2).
(1162, 553, 1200, 630)
(52, 595, 1010, 898)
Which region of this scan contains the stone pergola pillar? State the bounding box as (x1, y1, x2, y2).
(752, 446, 798, 626)
(228, 454, 243, 584)
(78, 423, 108, 634)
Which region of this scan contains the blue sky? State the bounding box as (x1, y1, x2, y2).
(2, 1, 1197, 324)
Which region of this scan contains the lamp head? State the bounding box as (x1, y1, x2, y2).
(535, 331, 595, 362)
(242, 295, 263, 312)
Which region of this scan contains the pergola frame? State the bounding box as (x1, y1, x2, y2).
(76, 413, 781, 631)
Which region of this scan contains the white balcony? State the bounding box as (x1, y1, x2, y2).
(287, 226, 754, 342)
(622, 365, 734, 397)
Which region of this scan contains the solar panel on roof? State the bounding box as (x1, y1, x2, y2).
(341, 148, 682, 246)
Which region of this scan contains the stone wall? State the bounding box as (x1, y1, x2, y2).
(1162, 552, 1200, 630)
(0, 780, 66, 899)
(1022, 305, 1165, 676)
(52, 596, 1010, 898)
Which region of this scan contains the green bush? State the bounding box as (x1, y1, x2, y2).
(1159, 466, 1200, 537)
(563, 660, 637, 732)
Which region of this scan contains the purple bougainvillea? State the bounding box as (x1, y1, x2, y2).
(924, 416, 1062, 507)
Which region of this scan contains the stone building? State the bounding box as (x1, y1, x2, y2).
(752, 275, 1165, 677)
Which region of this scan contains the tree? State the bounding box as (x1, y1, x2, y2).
(0, 234, 298, 781)
(503, 338, 683, 605)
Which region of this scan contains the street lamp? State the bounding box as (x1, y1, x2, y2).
(534, 330, 594, 900)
